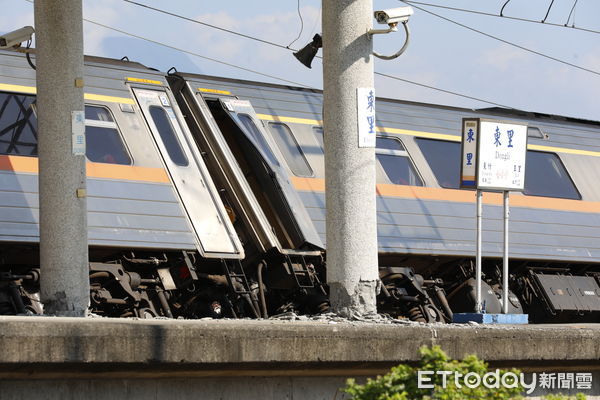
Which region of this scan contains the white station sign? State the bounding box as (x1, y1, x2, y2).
(460, 119, 478, 188)
(357, 87, 376, 148)
(461, 118, 528, 191)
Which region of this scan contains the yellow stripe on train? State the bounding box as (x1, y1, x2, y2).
(0, 83, 136, 105)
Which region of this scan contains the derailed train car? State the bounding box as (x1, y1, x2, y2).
(0, 48, 599, 322)
(169, 70, 600, 323)
(0, 49, 326, 319)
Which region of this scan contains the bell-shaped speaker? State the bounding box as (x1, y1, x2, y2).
(293, 34, 322, 69)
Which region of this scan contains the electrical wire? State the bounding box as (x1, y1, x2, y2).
(566, 0, 579, 27)
(309, 5, 322, 38)
(286, 0, 304, 49)
(85, 20, 312, 88)
(20, 0, 514, 107)
(402, 1, 600, 78)
(121, 0, 290, 51)
(25, 39, 36, 70)
(114, 0, 515, 106)
(22, 0, 309, 87)
(500, 0, 512, 17)
(402, 1, 600, 35)
(374, 72, 513, 108)
(89, 17, 513, 107)
(542, 0, 556, 23)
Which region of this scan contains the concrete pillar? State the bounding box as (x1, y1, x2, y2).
(322, 0, 378, 317)
(35, 0, 89, 316)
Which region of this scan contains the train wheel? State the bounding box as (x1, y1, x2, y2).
(424, 304, 444, 323)
(138, 308, 157, 319)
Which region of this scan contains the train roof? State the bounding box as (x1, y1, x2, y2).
(2, 49, 597, 128)
(175, 71, 600, 129)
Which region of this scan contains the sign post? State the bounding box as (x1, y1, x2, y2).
(460, 118, 528, 316)
(503, 191, 509, 313)
(476, 189, 483, 312)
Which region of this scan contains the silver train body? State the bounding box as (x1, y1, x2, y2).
(0, 49, 599, 322)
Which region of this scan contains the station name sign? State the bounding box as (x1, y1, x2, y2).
(460, 118, 528, 191)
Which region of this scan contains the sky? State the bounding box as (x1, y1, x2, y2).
(1, 0, 599, 122)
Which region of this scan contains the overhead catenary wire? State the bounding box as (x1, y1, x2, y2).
(374, 72, 512, 108)
(566, 0, 579, 26)
(100, 17, 511, 108)
(402, 1, 600, 78)
(121, 0, 291, 51)
(22, 0, 310, 87)
(20, 0, 515, 108)
(500, 0, 513, 17)
(84, 20, 312, 88)
(542, 0, 557, 23)
(114, 0, 514, 107)
(402, 1, 600, 35)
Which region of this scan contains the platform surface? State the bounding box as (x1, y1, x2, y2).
(0, 315, 599, 379)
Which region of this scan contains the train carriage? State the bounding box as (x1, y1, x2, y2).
(0, 50, 260, 318)
(1, 47, 599, 322)
(171, 71, 600, 322)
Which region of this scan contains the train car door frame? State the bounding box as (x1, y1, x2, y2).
(132, 86, 243, 258)
(214, 97, 324, 251)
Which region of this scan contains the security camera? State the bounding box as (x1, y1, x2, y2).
(374, 7, 414, 25)
(0, 26, 35, 49)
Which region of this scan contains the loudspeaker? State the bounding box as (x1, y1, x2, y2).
(293, 34, 322, 69)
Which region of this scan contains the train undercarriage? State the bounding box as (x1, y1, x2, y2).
(1, 246, 599, 323)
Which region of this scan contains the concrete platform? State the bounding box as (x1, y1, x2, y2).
(0, 316, 599, 399)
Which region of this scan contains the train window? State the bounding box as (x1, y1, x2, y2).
(416, 138, 461, 188)
(376, 137, 423, 186)
(377, 137, 405, 151)
(237, 114, 280, 167)
(148, 106, 189, 167)
(0, 92, 38, 156)
(85, 106, 113, 122)
(84, 106, 131, 165)
(267, 122, 313, 177)
(416, 138, 580, 199)
(524, 151, 580, 199)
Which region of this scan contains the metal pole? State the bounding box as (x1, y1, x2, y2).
(35, 0, 89, 316)
(323, 0, 378, 317)
(502, 190, 510, 314)
(476, 189, 483, 313)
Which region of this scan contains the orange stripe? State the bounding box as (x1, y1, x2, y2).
(0, 155, 38, 174)
(291, 176, 600, 214)
(0, 155, 169, 183)
(86, 162, 169, 183)
(291, 176, 325, 192)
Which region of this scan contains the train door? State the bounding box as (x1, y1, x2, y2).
(132, 87, 243, 258)
(205, 97, 324, 251)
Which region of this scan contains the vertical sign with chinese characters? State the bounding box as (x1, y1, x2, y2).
(477, 120, 528, 191)
(460, 118, 478, 188)
(357, 87, 376, 148)
(71, 110, 86, 156)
